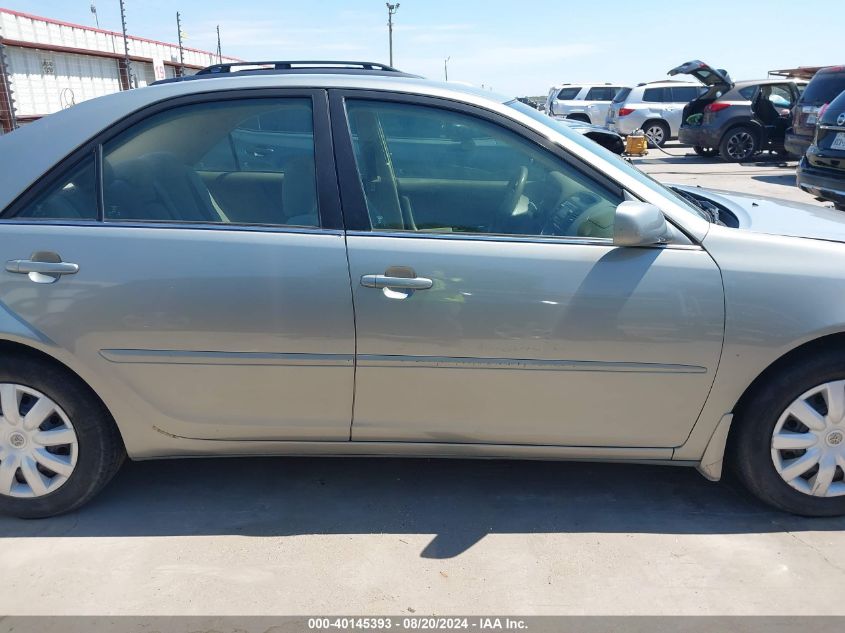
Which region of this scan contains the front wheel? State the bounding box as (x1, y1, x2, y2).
(730, 350, 845, 516)
(0, 354, 125, 518)
(719, 126, 759, 162)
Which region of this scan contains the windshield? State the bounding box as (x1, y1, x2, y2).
(801, 70, 845, 105)
(506, 100, 711, 222)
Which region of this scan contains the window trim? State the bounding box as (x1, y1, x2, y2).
(2, 88, 344, 231)
(328, 88, 627, 237)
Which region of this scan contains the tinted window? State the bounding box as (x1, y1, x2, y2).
(585, 87, 614, 101)
(13, 155, 97, 220)
(738, 85, 758, 100)
(642, 88, 668, 103)
(671, 86, 702, 102)
(556, 87, 581, 100)
(345, 100, 623, 239)
(612, 87, 632, 103)
(801, 71, 845, 105)
(103, 99, 319, 226)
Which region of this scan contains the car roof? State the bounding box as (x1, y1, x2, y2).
(733, 78, 806, 87)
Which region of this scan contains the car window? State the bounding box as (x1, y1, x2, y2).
(345, 99, 623, 240)
(642, 88, 668, 103)
(556, 87, 581, 100)
(102, 98, 319, 226)
(738, 85, 758, 100)
(585, 87, 614, 101)
(11, 154, 98, 220)
(801, 70, 845, 105)
(670, 86, 702, 102)
(766, 85, 795, 108)
(612, 87, 632, 103)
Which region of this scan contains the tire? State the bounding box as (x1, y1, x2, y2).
(719, 126, 759, 162)
(0, 354, 125, 518)
(642, 120, 670, 148)
(730, 349, 845, 516)
(693, 145, 719, 157)
(835, 203, 845, 212)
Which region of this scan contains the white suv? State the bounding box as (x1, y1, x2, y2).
(545, 83, 629, 125)
(606, 81, 706, 146)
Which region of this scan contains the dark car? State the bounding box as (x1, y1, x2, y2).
(797, 89, 845, 210)
(559, 117, 624, 154)
(785, 66, 845, 158)
(670, 60, 803, 162)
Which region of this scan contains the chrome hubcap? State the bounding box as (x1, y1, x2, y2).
(0, 383, 78, 498)
(772, 380, 845, 498)
(645, 126, 664, 144)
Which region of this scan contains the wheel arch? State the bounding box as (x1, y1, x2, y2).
(0, 337, 124, 446)
(640, 118, 671, 141)
(697, 332, 845, 481)
(719, 118, 763, 145)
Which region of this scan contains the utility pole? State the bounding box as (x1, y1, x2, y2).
(216, 25, 222, 64)
(118, 0, 136, 89)
(386, 3, 399, 67)
(176, 12, 185, 76)
(444, 56, 450, 81)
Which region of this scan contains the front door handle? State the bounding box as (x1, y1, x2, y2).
(6, 260, 79, 275)
(361, 274, 433, 290)
(6, 252, 79, 284)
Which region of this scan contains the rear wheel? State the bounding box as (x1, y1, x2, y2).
(642, 120, 669, 148)
(693, 145, 719, 157)
(835, 203, 845, 212)
(0, 354, 125, 518)
(730, 350, 845, 516)
(719, 126, 759, 162)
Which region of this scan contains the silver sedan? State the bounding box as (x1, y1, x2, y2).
(0, 62, 844, 518)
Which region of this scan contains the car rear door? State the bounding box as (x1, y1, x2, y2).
(331, 90, 725, 449)
(0, 90, 356, 442)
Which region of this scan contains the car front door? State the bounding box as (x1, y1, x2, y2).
(0, 91, 355, 441)
(332, 92, 724, 448)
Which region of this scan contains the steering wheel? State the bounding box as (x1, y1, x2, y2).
(492, 166, 528, 233)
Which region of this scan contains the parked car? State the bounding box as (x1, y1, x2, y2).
(546, 83, 629, 125)
(786, 66, 845, 158)
(671, 60, 804, 162)
(797, 88, 845, 210)
(5, 61, 845, 518)
(606, 80, 705, 146)
(559, 117, 624, 154)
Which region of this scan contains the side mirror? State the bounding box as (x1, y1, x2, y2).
(613, 201, 669, 247)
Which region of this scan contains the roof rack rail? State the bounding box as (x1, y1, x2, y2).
(151, 60, 419, 85)
(196, 60, 404, 75)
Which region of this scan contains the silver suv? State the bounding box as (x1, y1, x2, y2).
(606, 81, 706, 146)
(545, 83, 628, 125)
(5, 61, 845, 519)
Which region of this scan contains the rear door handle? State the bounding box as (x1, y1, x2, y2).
(361, 274, 433, 290)
(6, 260, 79, 275)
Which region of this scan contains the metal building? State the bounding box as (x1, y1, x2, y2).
(0, 8, 239, 133)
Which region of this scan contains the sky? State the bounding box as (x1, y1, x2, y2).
(3, 0, 842, 96)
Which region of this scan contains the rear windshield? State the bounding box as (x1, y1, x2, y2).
(801, 70, 845, 105)
(612, 87, 632, 103)
(556, 87, 581, 100)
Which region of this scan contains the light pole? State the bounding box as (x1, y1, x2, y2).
(90, 1, 99, 28)
(216, 25, 222, 64)
(118, 0, 136, 89)
(386, 3, 399, 67)
(444, 56, 450, 81)
(176, 12, 185, 77)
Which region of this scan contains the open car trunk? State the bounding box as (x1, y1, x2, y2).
(668, 60, 733, 126)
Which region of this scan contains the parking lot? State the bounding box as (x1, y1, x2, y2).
(2, 456, 845, 615)
(635, 142, 833, 207)
(1, 144, 844, 618)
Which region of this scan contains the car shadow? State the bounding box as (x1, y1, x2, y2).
(752, 174, 800, 188)
(1, 457, 842, 559)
